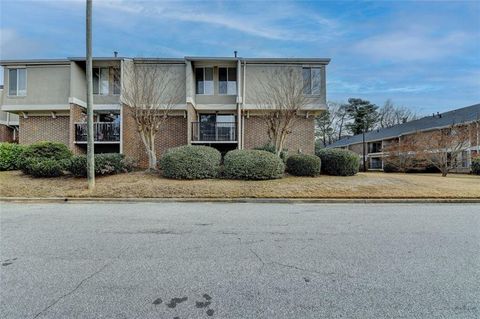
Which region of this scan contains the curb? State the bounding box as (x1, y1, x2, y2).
(1, 197, 480, 204)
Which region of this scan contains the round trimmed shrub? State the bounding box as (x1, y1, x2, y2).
(286, 154, 321, 176)
(69, 153, 133, 177)
(223, 149, 285, 180)
(0, 143, 25, 171)
(18, 141, 72, 177)
(316, 148, 359, 176)
(471, 157, 480, 175)
(160, 145, 221, 179)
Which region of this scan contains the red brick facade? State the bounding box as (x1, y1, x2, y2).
(243, 115, 315, 154)
(69, 104, 86, 154)
(0, 125, 16, 142)
(19, 115, 70, 145)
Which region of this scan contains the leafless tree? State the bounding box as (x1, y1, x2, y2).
(377, 99, 417, 128)
(414, 124, 471, 176)
(252, 67, 309, 155)
(121, 62, 183, 170)
(382, 136, 419, 172)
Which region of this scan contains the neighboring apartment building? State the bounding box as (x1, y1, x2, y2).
(0, 56, 329, 166)
(327, 104, 480, 172)
(0, 85, 19, 142)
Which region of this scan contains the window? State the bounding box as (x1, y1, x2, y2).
(461, 151, 468, 168)
(8, 68, 27, 96)
(196, 67, 213, 95)
(93, 67, 109, 95)
(302, 67, 321, 95)
(113, 68, 121, 95)
(219, 67, 237, 95)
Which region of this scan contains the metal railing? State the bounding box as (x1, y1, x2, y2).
(191, 122, 236, 142)
(75, 122, 120, 142)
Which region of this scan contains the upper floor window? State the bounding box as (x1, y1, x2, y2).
(113, 68, 121, 95)
(8, 68, 27, 96)
(302, 67, 321, 95)
(219, 67, 237, 95)
(93, 67, 109, 95)
(196, 67, 214, 95)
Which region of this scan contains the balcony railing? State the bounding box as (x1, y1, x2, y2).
(191, 122, 236, 142)
(75, 122, 120, 143)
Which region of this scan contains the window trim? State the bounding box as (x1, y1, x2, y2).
(196, 67, 214, 95)
(218, 67, 237, 96)
(93, 67, 110, 96)
(302, 66, 322, 97)
(112, 67, 121, 96)
(7, 67, 27, 97)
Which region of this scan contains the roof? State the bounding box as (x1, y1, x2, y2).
(1, 56, 330, 66)
(327, 103, 480, 148)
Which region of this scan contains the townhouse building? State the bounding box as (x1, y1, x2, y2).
(0, 56, 329, 166)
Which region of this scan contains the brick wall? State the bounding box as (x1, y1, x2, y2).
(243, 115, 315, 154)
(19, 115, 69, 145)
(122, 106, 188, 167)
(0, 125, 16, 142)
(69, 104, 86, 154)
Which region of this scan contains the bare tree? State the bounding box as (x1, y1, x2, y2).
(414, 124, 471, 176)
(252, 67, 309, 155)
(121, 62, 183, 170)
(382, 136, 419, 172)
(377, 99, 417, 128)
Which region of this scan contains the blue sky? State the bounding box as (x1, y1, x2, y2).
(1, 0, 479, 115)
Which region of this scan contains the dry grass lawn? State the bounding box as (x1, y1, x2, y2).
(0, 170, 479, 199)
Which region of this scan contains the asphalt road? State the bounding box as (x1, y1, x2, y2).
(1, 202, 479, 319)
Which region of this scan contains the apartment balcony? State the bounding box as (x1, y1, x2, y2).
(191, 121, 236, 143)
(75, 122, 120, 143)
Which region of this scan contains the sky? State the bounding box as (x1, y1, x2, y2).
(0, 0, 479, 115)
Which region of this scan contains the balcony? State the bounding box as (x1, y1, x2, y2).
(191, 121, 236, 143)
(75, 122, 120, 143)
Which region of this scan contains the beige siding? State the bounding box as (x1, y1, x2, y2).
(70, 61, 86, 102)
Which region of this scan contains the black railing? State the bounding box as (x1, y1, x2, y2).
(191, 122, 236, 142)
(75, 122, 120, 142)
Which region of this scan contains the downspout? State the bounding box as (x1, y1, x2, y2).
(242, 59, 247, 149)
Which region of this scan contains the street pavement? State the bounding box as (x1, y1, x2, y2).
(1, 202, 479, 319)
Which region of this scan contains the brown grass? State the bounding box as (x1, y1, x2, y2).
(1, 170, 479, 199)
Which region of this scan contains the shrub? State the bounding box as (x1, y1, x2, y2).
(0, 143, 25, 171)
(69, 153, 133, 177)
(254, 143, 289, 163)
(223, 149, 285, 180)
(160, 145, 221, 179)
(18, 141, 72, 177)
(472, 157, 480, 175)
(316, 148, 359, 176)
(286, 154, 321, 176)
(383, 162, 399, 173)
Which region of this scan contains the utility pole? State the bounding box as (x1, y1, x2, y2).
(86, 0, 95, 190)
(362, 119, 367, 172)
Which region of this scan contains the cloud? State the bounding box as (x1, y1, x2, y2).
(354, 29, 473, 61)
(0, 28, 44, 59)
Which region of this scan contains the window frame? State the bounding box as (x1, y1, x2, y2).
(8, 67, 27, 97)
(218, 67, 237, 96)
(93, 67, 110, 95)
(196, 67, 214, 95)
(112, 67, 121, 95)
(302, 66, 322, 96)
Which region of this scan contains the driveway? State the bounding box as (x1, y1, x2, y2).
(1, 203, 479, 319)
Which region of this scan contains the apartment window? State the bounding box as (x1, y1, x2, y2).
(196, 67, 214, 95)
(302, 67, 321, 95)
(461, 151, 469, 168)
(113, 68, 121, 95)
(8, 68, 27, 96)
(219, 67, 237, 95)
(93, 67, 109, 95)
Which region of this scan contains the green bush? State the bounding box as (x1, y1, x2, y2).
(18, 141, 72, 177)
(0, 143, 25, 171)
(316, 148, 359, 176)
(472, 157, 480, 175)
(160, 145, 221, 179)
(286, 154, 321, 176)
(69, 153, 133, 177)
(253, 143, 289, 163)
(223, 149, 285, 180)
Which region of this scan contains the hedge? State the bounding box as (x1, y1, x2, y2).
(286, 154, 321, 176)
(223, 149, 285, 180)
(316, 148, 359, 176)
(69, 153, 133, 177)
(18, 142, 72, 177)
(160, 145, 221, 179)
(472, 157, 480, 175)
(0, 143, 25, 171)
(253, 143, 289, 163)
